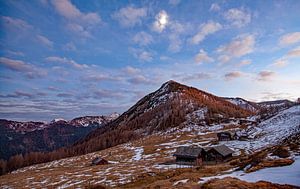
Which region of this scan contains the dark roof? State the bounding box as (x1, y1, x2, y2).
(210, 145, 234, 157)
(217, 131, 235, 136)
(92, 157, 107, 164)
(173, 146, 203, 158)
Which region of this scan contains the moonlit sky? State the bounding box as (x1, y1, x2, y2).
(0, 0, 300, 121)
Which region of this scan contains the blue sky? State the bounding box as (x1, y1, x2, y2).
(0, 0, 300, 121)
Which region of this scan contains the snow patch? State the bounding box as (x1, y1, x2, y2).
(199, 156, 300, 186)
(132, 147, 144, 161)
(173, 179, 189, 186)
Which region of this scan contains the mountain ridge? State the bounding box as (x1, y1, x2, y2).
(73, 80, 253, 152)
(0, 113, 119, 160)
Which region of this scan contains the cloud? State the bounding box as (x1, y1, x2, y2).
(0, 90, 47, 99)
(238, 59, 252, 66)
(1, 16, 33, 31)
(224, 71, 243, 81)
(36, 34, 53, 48)
(127, 75, 154, 85)
(0, 57, 46, 79)
(63, 42, 77, 51)
(51, 0, 101, 38)
(167, 21, 189, 52)
(138, 51, 153, 62)
(194, 49, 214, 64)
(66, 23, 92, 38)
(93, 89, 123, 99)
(6, 50, 24, 57)
(0, 57, 31, 72)
(57, 93, 73, 98)
(210, 3, 221, 12)
(217, 34, 255, 62)
(260, 92, 295, 101)
(272, 59, 288, 67)
(0, 91, 34, 98)
(287, 46, 300, 57)
(180, 73, 211, 81)
(279, 32, 300, 46)
(130, 48, 153, 62)
(45, 56, 88, 69)
(190, 21, 222, 45)
(224, 8, 251, 27)
(160, 56, 172, 61)
(169, 0, 180, 5)
(133, 31, 153, 46)
(271, 46, 300, 68)
(112, 6, 147, 27)
(52, 0, 101, 24)
(81, 74, 119, 82)
(257, 71, 275, 81)
(47, 86, 60, 91)
(2, 17, 53, 49)
(168, 34, 182, 52)
(122, 66, 141, 74)
(152, 10, 169, 33)
(217, 55, 231, 64)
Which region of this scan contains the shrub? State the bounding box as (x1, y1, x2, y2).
(272, 146, 290, 158)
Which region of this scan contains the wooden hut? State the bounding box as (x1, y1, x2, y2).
(173, 146, 203, 166)
(91, 157, 108, 165)
(234, 130, 249, 140)
(204, 145, 234, 162)
(217, 131, 233, 141)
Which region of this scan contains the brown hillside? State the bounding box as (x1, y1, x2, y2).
(72, 80, 252, 155)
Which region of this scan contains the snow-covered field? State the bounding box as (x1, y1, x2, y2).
(199, 156, 300, 186)
(221, 105, 300, 153)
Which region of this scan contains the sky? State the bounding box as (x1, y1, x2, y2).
(0, 0, 300, 121)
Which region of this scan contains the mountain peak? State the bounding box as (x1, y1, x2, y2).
(162, 80, 181, 86)
(158, 80, 187, 94)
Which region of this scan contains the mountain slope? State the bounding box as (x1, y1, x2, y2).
(224, 97, 259, 112)
(72, 80, 252, 154)
(220, 105, 300, 153)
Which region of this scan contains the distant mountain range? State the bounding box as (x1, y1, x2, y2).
(0, 113, 119, 160)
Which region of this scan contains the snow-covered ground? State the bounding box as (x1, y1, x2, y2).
(173, 179, 189, 186)
(225, 98, 257, 112)
(132, 147, 144, 161)
(199, 156, 300, 186)
(221, 105, 300, 153)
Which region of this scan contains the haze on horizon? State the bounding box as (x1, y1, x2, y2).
(0, 0, 300, 121)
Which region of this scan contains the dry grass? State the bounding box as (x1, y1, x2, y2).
(118, 163, 235, 188)
(200, 177, 297, 189)
(1, 123, 297, 188)
(272, 146, 291, 158)
(246, 158, 294, 173)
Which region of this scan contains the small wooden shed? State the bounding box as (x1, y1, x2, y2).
(204, 145, 234, 162)
(217, 131, 233, 141)
(91, 157, 108, 165)
(173, 146, 203, 166)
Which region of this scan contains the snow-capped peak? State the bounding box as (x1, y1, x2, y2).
(107, 112, 120, 120)
(50, 118, 67, 123)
